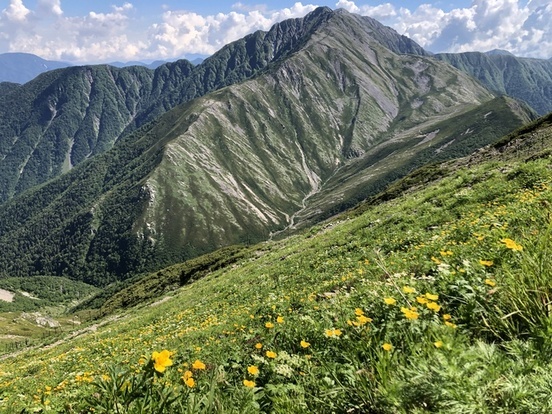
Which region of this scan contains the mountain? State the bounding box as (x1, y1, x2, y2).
(435, 52, 552, 115)
(107, 60, 169, 70)
(0, 8, 535, 285)
(0, 52, 71, 84)
(0, 7, 354, 204)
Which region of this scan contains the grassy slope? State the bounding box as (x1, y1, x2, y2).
(1, 114, 551, 412)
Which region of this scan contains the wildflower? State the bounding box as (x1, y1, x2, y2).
(247, 365, 259, 376)
(384, 297, 397, 305)
(443, 314, 452, 321)
(431, 256, 442, 264)
(416, 296, 429, 304)
(485, 279, 496, 287)
(402, 286, 416, 294)
(152, 350, 173, 373)
(440, 250, 453, 257)
(182, 370, 193, 380)
(184, 377, 195, 388)
(382, 343, 393, 351)
(355, 308, 364, 316)
(276, 316, 284, 324)
(425, 293, 439, 301)
(426, 302, 441, 312)
(266, 350, 277, 359)
(255, 343, 263, 349)
(401, 307, 419, 320)
(325, 328, 343, 337)
(192, 360, 206, 370)
(434, 341, 443, 348)
(243, 379, 256, 388)
(357, 315, 372, 325)
(479, 260, 494, 267)
(265, 322, 275, 329)
(445, 321, 457, 329)
(501, 238, 523, 251)
(300, 340, 311, 348)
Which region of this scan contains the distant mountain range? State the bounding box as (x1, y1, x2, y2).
(0, 53, 71, 84)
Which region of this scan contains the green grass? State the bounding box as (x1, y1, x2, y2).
(1, 116, 552, 412)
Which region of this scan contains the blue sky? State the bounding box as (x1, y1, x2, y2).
(0, 1, 550, 63)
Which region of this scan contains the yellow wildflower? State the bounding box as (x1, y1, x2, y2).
(265, 321, 275, 329)
(243, 379, 256, 388)
(440, 250, 453, 257)
(443, 314, 452, 321)
(325, 328, 343, 337)
(401, 307, 419, 320)
(255, 343, 263, 349)
(501, 238, 523, 251)
(357, 315, 372, 325)
(152, 350, 173, 373)
(425, 293, 439, 301)
(402, 286, 416, 294)
(416, 296, 429, 304)
(431, 256, 442, 264)
(485, 279, 496, 287)
(266, 350, 277, 359)
(247, 365, 259, 376)
(382, 343, 393, 351)
(355, 308, 364, 316)
(300, 340, 311, 348)
(479, 260, 494, 267)
(384, 297, 397, 305)
(192, 360, 206, 370)
(182, 370, 193, 380)
(426, 302, 441, 312)
(445, 321, 457, 329)
(434, 341, 443, 348)
(276, 316, 284, 324)
(184, 377, 195, 388)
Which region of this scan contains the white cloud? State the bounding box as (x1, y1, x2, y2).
(338, 0, 551, 59)
(0, 0, 549, 63)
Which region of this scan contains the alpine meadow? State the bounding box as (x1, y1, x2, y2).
(1, 6, 552, 413)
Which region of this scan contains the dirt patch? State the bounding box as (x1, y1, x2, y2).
(0, 289, 14, 303)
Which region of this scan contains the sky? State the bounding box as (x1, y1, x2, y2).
(0, 0, 550, 63)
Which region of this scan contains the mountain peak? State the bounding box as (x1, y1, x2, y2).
(485, 49, 515, 56)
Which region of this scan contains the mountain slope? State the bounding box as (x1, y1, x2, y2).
(0, 8, 535, 284)
(436, 52, 552, 115)
(0, 52, 71, 84)
(1, 112, 552, 413)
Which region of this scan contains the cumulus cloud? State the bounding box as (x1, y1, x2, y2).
(338, 0, 551, 59)
(0, 0, 549, 63)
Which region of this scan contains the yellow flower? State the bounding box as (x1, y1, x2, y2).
(300, 340, 311, 348)
(276, 316, 284, 324)
(416, 296, 429, 304)
(182, 370, 193, 380)
(485, 279, 496, 287)
(443, 314, 452, 321)
(247, 365, 259, 376)
(152, 350, 173, 373)
(425, 293, 439, 301)
(266, 350, 277, 359)
(255, 343, 263, 349)
(479, 260, 494, 267)
(356, 315, 372, 325)
(434, 341, 443, 348)
(426, 302, 441, 312)
(184, 377, 195, 388)
(402, 286, 416, 294)
(431, 256, 442, 264)
(265, 322, 275, 329)
(401, 307, 419, 320)
(243, 379, 256, 388)
(192, 360, 206, 370)
(355, 308, 364, 316)
(440, 250, 453, 257)
(384, 297, 397, 305)
(325, 328, 343, 338)
(382, 343, 393, 351)
(501, 238, 523, 251)
(445, 321, 457, 329)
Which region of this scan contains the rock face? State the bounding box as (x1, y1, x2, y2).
(0, 8, 537, 284)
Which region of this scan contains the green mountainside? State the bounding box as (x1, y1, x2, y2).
(436, 52, 552, 115)
(1, 110, 551, 413)
(0, 9, 535, 285)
